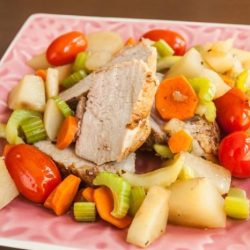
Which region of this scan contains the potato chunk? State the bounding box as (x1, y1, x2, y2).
(8, 75, 46, 112)
(0, 157, 19, 210)
(169, 178, 226, 228)
(127, 186, 171, 248)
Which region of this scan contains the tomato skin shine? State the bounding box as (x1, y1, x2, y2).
(219, 131, 250, 178)
(214, 87, 250, 134)
(46, 31, 87, 66)
(5, 144, 61, 203)
(142, 29, 186, 55)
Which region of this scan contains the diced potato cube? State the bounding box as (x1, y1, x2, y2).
(8, 75, 46, 112)
(27, 53, 51, 70)
(0, 157, 19, 210)
(44, 99, 64, 141)
(46, 68, 59, 98)
(169, 178, 226, 228)
(127, 186, 171, 248)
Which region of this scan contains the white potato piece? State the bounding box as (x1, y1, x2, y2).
(44, 99, 64, 141)
(27, 53, 51, 70)
(45, 68, 59, 98)
(85, 31, 124, 71)
(87, 31, 124, 53)
(181, 152, 231, 195)
(0, 157, 19, 210)
(55, 64, 73, 83)
(169, 178, 226, 228)
(127, 186, 171, 248)
(8, 75, 46, 112)
(166, 48, 231, 98)
(167, 48, 204, 78)
(122, 155, 183, 189)
(202, 51, 234, 73)
(85, 51, 113, 71)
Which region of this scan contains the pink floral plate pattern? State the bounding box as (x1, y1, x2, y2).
(0, 14, 250, 250)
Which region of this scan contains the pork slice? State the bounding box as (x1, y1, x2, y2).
(34, 140, 135, 185)
(107, 39, 157, 72)
(59, 40, 157, 102)
(75, 96, 87, 138)
(75, 60, 158, 165)
(142, 116, 167, 149)
(59, 73, 94, 102)
(75, 96, 87, 121)
(164, 116, 220, 162)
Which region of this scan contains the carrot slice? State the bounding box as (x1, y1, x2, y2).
(93, 187, 132, 229)
(168, 130, 193, 153)
(126, 37, 136, 46)
(2, 144, 15, 157)
(155, 76, 199, 120)
(82, 187, 95, 202)
(56, 116, 78, 149)
(44, 174, 81, 216)
(35, 69, 47, 81)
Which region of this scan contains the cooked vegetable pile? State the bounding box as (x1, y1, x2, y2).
(0, 28, 250, 248)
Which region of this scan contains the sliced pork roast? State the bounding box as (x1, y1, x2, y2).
(142, 116, 167, 149)
(164, 116, 220, 162)
(35, 141, 135, 185)
(107, 39, 157, 72)
(75, 59, 158, 165)
(59, 40, 157, 102)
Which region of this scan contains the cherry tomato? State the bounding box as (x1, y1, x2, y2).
(5, 144, 61, 203)
(218, 131, 250, 178)
(214, 87, 250, 134)
(46, 31, 87, 66)
(142, 29, 186, 55)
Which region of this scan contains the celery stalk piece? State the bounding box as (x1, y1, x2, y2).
(73, 52, 89, 73)
(20, 116, 47, 144)
(53, 96, 74, 117)
(153, 144, 173, 159)
(0, 123, 6, 138)
(228, 187, 247, 199)
(73, 202, 96, 222)
(129, 186, 146, 216)
(93, 172, 131, 219)
(189, 77, 216, 103)
(157, 56, 181, 72)
(224, 196, 249, 220)
(6, 109, 41, 144)
(153, 39, 174, 57)
(62, 70, 87, 88)
(235, 69, 250, 92)
(195, 101, 216, 122)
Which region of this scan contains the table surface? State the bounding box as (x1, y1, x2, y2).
(1, 0, 250, 58)
(1, 0, 250, 249)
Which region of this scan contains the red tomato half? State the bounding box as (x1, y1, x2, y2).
(219, 131, 250, 178)
(46, 31, 87, 66)
(5, 144, 62, 203)
(214, 87, 250, 134)
(142, 29, 186, 55)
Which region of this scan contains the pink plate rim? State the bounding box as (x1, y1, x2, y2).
(2, 13, 250, 65)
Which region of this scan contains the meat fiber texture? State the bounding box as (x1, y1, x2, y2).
(75, 59, 158, 165)
(59, 40, 157, 102)
(35, 140, 135, 185)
